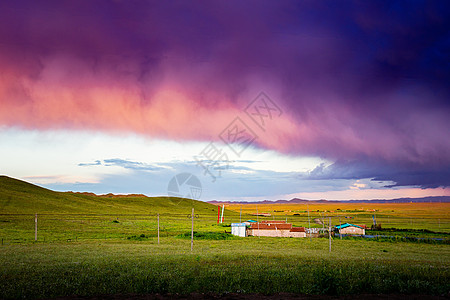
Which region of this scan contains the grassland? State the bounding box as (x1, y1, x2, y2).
(226, 202, 450, 233)
(0, 176, 449, 298)
(1, 237, 449, 299)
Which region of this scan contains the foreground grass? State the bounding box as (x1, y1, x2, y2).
(1, 237, 449, 299)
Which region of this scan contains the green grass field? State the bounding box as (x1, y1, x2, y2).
(227, 202, 450, 233)
(1, 238, 449, 299)
(0, 176, 449, 299)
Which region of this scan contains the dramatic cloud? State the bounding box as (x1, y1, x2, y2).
(1, 0, 449, 189)
(307, 158, 450, 188)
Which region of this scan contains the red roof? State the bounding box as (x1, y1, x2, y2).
(250, 223, 292, 230)
(355, 224, 368, 229)
(289, 227, 305, 232)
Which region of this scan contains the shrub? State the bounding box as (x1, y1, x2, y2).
(177, 231, 237, 240)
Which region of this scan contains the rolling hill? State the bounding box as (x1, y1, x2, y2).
(0, 175, 216, 215)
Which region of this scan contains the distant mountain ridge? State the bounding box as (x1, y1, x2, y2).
(208, 196, 450, 205)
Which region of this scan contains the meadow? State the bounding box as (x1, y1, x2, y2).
(226, 202, 450, 233)
(0, 176, 449, 299)
(1, 237, 449, 299)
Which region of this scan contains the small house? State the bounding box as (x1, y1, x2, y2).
(335, 223, 365, 235)
(289, 227, 306, 238)
(247, 221, 306, 238)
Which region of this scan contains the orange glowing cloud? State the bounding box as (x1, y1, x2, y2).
(0, 55, 301, 151)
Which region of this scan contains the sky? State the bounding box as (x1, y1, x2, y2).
(0, 0, 449, 201)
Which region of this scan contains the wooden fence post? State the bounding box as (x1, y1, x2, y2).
(329, 217, 331, 253)
(35, 213, 37, 242)
(191, 208, 194, 251)
(307, 204, 311, 241)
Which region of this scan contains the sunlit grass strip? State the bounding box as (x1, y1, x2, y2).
(1, 239, 449, 299)
(1, 253, 448, 298)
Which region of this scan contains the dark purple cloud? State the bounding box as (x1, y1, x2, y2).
(0, 0, 449, 188)
(307, 158, 450, 188)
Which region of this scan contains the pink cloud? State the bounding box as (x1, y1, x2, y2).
(1, 0, 449, 189)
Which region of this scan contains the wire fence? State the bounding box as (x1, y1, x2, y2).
(0, 212, 219, 244)
(0, 211, 448, 245)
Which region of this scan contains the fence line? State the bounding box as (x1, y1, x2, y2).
(0, 211, 448, 245)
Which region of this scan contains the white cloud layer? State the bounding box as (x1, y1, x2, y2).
(1, 128, 448, 201)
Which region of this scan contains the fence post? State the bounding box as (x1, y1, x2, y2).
(35, 213, 38, 242)
(257, 205, 260, 238)
(307, 204, 311, 241)
(191, 208, 194, 251)
(321, 213, 324, 231)
(157, 213, 160, 244)
(329, 217, 331, 253)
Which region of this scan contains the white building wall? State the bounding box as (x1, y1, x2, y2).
(231, 224, 247, 237)
(248, 229, 291, 237)
(289, 232, 306, 238)
(339, 226, 365, 235)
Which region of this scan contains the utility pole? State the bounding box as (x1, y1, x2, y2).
(339, 216, 342, 240)
(191, 208, 194, 251)
(157, 213, 160, 244)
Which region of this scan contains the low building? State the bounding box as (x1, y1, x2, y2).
(305, 227, 321, 237)
(305, 227, 321, 234)
(231, 223, 247, 237)
(247, 221, 306, 238)
(335, 223, 365, 235)
(289, 227, 306, 238)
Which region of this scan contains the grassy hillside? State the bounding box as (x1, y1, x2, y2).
(0, 175, 216, 215)
(0, 176, 237, 243)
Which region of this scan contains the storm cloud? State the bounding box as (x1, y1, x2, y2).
(1, 0, 449, 189)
